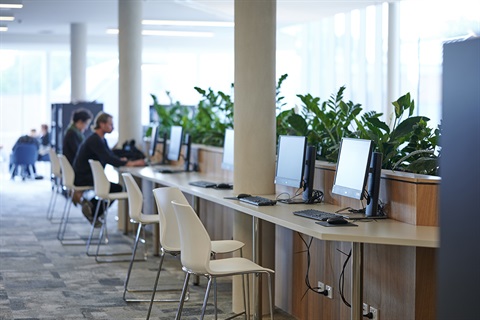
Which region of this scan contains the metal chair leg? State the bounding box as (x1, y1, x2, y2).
(175, 273, 191, 320)
(201, 277, 213, 320)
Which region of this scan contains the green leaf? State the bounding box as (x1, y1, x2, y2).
(390, 116, 430, 141)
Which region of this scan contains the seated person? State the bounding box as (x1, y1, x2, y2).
(73, 112, 145, 224)
(63, 108, 93, 165)
(10, 129, 43, 180)
(38, 124, 51, 161)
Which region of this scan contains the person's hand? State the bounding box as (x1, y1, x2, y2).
(126, 159, 146, 167)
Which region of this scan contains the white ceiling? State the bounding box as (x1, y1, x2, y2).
(0, 0, 395, 49)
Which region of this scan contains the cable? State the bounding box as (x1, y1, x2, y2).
(338, 248, 352, 308)
(297, 233, 329, 298)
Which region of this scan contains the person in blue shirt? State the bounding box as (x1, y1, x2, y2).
(73, 112, 145, 224)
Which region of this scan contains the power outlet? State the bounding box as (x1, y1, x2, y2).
(325, 285, 333, 299)
(369, 306, 379, 320)
(363, 303, 369, 315)
(317, 281, 325, 293)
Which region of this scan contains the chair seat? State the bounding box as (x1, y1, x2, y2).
(211, 240, 244, 254)
(135, 213, 159, 225)
(73, 185, 93, 192)
(206, 257, 274, 276)
(106, 191, 128, 201)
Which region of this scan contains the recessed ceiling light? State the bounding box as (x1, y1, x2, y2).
(0, 15, 15, 22)
(0, 25, 8, 32)
(142, 20, 233, 27)
(106, 28, 214, 37)
(0, 0, 23, 9)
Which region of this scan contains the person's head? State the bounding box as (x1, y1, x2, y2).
(40, 124, 48, 134)
(72, 108, 93, 133)
(29, 129, 37, 137)
(93, 111, 114, 135)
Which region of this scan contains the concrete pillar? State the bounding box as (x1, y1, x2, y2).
(234, 0, 277, 195)
(70, 23, 87, 103)
(118, 0, 143, 146)
(233, 0, 276, 317)
(387, 1, 400, 123)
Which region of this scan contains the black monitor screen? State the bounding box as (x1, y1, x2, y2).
(167, 125, 183, 161)
(149, 124, 159, 157)
(222, 128, 234, 171)
(274, 135, 307, 188)
(332, 138, 373, 200)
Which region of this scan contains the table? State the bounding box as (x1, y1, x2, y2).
(122, 166, 439, 320)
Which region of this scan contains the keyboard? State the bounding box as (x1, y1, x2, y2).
(293, 209, 340, 221)
(239, 196, 277, 206)
(189, 180, 217, 188)
(155, 167, 184, 174)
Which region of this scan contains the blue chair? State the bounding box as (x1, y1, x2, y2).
(10, 144, 38, 180)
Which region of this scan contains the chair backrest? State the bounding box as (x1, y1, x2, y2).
(121, 173, 143, 222)
(88, 159, 111, 199)
(152, 187, 190, 252)
(12, 143, 38, 165)
(171, 201, 212, 274)
(58, 154, 75, 189)
(49, 149, 61, 178)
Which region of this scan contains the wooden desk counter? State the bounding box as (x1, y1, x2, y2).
(127, 166, 439, 249)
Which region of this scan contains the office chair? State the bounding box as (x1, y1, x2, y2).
(10, 143, 38, 180)
(146, 187, 245, 320)
(121, 173, 159, 302)
(46, 149, 63, 221)
(85, 159, 129, 262)
(56, 155, 93, 244)
(172, 201, 274, 320)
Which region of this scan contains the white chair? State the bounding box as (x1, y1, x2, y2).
(46, 149, 62, 221)
(172, 201, 275, 320)
(85, 159, 129, 262)
(121, 173, 160, 302)
(56, 155, 93, 244)
(146, 187, 245, 320)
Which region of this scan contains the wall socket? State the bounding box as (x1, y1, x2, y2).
(369, 306, 379, 320)
(316, 281, 333, 299)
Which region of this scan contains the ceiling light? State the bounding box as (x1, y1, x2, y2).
(0, 15, 15, 22)
(106, 28, 214, 38)
(0, 0, 23, 9)
(0, 25, 8, 32)
(142, 20, 233, 27)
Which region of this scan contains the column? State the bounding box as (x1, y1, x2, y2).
(70, 23, 87, 103)
(386, 1, 400, 120)
(234, 0, 276, 195)
(118, 0, 143, 146)
(234, 0, 276, 317)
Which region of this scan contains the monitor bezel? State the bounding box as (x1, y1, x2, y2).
(332, 138, 374, 200)
(274, 135, 307, 189)
(167, 125, 183, 161)
(221, 128, 234, 171)
(148, 124, 159, 157)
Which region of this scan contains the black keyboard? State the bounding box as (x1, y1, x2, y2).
(189, 180, 217, 188)
(239, 196, 277, 206)
(293, 209, 340, 221)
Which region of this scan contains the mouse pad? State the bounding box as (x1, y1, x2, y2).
(315, 221, 358, 227)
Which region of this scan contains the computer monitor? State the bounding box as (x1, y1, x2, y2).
(148, 124, 159, 157)
(221, 128, 234, 171)
(167, 125, 183, 161)
(274, 135, 307, 188)
(332, 138, 373, 200)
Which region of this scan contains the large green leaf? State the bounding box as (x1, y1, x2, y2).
(390, 116, 430, 141)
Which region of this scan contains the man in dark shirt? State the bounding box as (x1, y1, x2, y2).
(63, 108, 93, 164)
(73, 112, 145, 224)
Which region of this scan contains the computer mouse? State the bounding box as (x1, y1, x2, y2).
(216, 183, 232, 189)
(237, 193, 251, 199)
(327, 216, 349, 225)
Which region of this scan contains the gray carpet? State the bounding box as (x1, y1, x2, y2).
(0, 174, 294, 320)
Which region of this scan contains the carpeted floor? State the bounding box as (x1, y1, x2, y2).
(0, 170, 295, 320)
